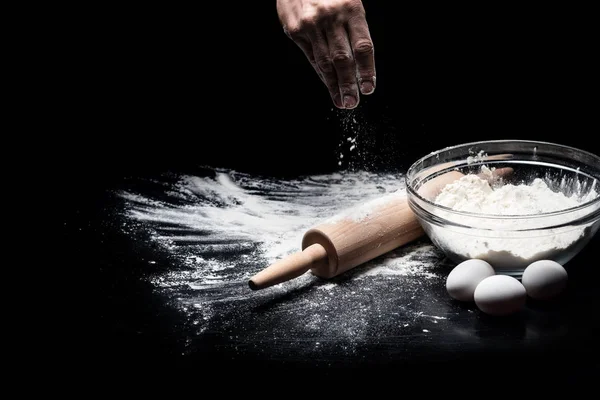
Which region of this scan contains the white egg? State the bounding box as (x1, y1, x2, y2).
(446, 259, 495, 301)
(521, 260, 568, 300)
(474, 275, 526, 316)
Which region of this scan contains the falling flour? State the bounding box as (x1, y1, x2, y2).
(333, 109, 377, 170)
(432, 174, 599, 270)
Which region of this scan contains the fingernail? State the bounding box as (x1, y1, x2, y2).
(333, 94, 343, 109)
(343, 95, 357, 109)
(360, 81, 374, 94)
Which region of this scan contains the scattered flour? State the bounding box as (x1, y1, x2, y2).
(118, 169, 448, 351)
(466, 150, 486, 165)
(431, 174, 599, 271)
(326, 190, 405, 223)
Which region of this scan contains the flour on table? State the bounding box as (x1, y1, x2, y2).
(325, 190, 405, 223)
(117, 169, 448, 353)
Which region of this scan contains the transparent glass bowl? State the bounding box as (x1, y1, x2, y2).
(406, 140, 600, 277)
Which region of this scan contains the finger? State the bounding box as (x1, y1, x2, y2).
(308, 30, 343, 109)
(294, 37, 326, 85)
(347, 15, 376, 95)
(283, 24, 325, 83)
(326, 24, 359, 109)
(286, 25, 339, 107)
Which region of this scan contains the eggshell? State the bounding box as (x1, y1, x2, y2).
(474, 275, 526, 316)
(446, 259, 495, 301)
(522, 260, 568, 300)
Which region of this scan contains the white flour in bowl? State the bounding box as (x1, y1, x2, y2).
(430, 174, 599, 271)
(435, 175, 583, 215)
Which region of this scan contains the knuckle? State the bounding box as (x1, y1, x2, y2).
(315, 57, 334, 74)
(338, 82, 357, 93)
(316, 4, 335, 18)
(332, 51, 353, 64)
(353, 40, 374, 56)
(285, 24, 302, 38)
(298, 12, 319, 29)
(285, 18, 313, 36)
(299, 18, 316, 29)
(344, 0, 365, 14)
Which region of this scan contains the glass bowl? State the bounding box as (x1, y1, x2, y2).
(406, 140, 600, 277)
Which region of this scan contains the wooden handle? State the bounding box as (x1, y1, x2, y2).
(248, 244, 328, 290)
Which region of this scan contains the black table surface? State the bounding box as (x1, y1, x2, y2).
(79, 156, 599, 384)
(66, 2, 600, 384)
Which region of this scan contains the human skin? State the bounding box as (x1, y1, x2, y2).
(277, 0, 375, 109)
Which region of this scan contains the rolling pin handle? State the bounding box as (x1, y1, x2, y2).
(248, 244, 329, 290)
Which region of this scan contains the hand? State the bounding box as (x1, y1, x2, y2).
(277, 0, 375, 109)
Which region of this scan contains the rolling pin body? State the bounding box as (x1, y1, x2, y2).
(248, 170, 502, 290)
(301, 196, 423, 278)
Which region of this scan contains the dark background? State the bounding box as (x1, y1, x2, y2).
(68, 2, 600, 383)
(64, 2, 598, 181)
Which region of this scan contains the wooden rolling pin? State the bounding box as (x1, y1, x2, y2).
(248, 168, 512, 290)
